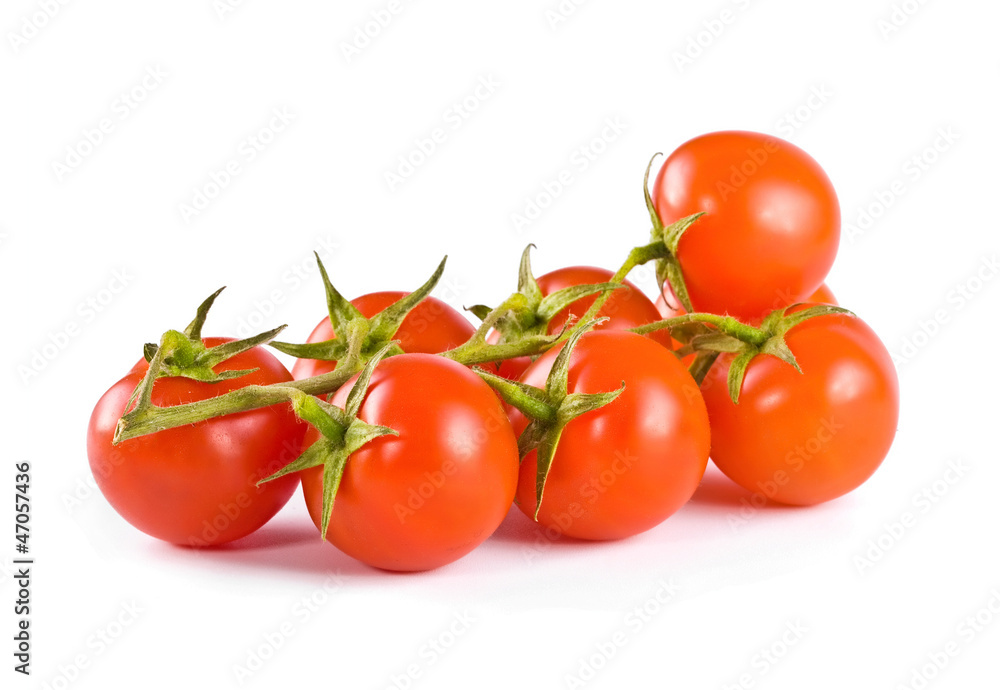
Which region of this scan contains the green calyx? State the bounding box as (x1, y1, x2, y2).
(458, 244, 623, 366)
(642, 155, 704, 315)
(113, 289, 290, 445)
(632, 304, 853, 403)
(258, 344, 398, 541)
(270, 253, 447, 371)
(474, 320, 625, 519)
(141, 287, 286, 383)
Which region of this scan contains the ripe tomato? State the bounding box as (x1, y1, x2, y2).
(808, 283, 837, 306)
(652, 131, 840, 320)
(509, 331, 711, 540)
(87, 339, 306, 546)
(654, 282, 838, 319)
(299, 354, 518, 571)
(701, 311, 898, 505)
(493, 266, 671, 380)
(291, 292, 475, 379)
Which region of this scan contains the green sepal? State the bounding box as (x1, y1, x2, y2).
(639, 154, 704, 314)
(467, 245, 623, 363)
(269, 254, 447, 370)
(139, 293, 286, 386)
(466, 304, 494, 322)
(184, 287, 226, 341)
(367, 257, 447, 343)
(257, 344, 398, 541)
(536, 282, 623, 323)
(441, 292, 559, 367)
(640, 304, 856, 404)
(473, 319, 624, 519)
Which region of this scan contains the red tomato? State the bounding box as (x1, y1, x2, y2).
(291, 292, 475, 379)
(299, 354, 519, 571)
(654, 282, 838, 319)
(87, 338, 306, 546)
(509, 331, 711, 540)
(492, 266, 671, 380)
(701, 311, 898, 505)
(808, 283, 838, 305)
(652, 131, 840, 320)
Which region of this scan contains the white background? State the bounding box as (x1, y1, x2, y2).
(2, 0, 999, 688)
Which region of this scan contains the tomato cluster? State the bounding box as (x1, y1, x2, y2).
(88, 131, 899, 572)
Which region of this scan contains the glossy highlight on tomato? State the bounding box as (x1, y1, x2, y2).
(87, 339, 306, 546)
(701, 311, 899, 505)
(299, 354, 519, 571)
(653, 130, 840, 320)
(509, 331, 711, 540)
(292, 292, 475, 379)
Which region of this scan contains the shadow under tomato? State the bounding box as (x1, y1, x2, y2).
(485, 505, 641, 549)
(687, 467, 809, 512)
(162, 522, 396, 578)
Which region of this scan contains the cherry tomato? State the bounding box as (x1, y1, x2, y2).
(87, 339, 306, 546)
(654, 282, 838, 319)
(509, 331, 711, 540)
(292, 292, 475, 379)
(652, 131, 840, 320)
(299, 354, 519, 571)
(493, 266, 671, 381)
(701, 311, 898, 505)
(808, 283, 837, 305)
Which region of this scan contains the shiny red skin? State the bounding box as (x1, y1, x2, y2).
(299, 354, 519, 572)
(701, 312, 899, 505)
(652, 131, 840, 321)
(492, 266, 672, 381)
(509, 331, 711, 540)
(291, 292, 475, 379)
(87, 338, 306, 546)
(654, 282, 838, 320)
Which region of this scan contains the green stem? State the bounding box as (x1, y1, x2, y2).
(574, 242, 669, 329)
(631, 313, 769, 346)
(114, 362, 362, 444)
